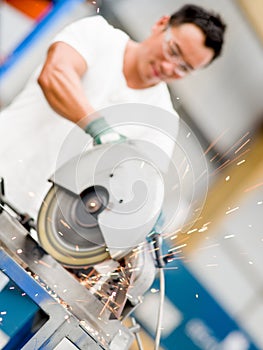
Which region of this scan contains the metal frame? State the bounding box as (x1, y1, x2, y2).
(0, 249, 103, 349)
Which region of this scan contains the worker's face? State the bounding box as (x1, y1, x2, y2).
(138, 17, 214, 85)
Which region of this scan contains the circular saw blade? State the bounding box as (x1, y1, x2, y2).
(37, 185, 110, 267)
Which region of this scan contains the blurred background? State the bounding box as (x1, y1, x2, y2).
(0, 0, 262, 349)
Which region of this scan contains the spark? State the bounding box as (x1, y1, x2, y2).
(60, 219, 71, 229)
(257, 201, 263, 205)
(195, 294, 199, 299)
(210, 153, 219, 162)
(194, 169, 208, 184)
(244, 181, 263, 193)
(169, 243, 187, 252)
(0, 311, 7, 315)
(186, 132, 191, 138)
(212, 148, 250, 175)
(75, 299, 90, 303)
(170, 234, 178, 240)
(199, 243, 220, 250)
(234, 138, 251, 154)
(38, 260, 52, 268)
(80, 268, 95, 279)
(169, 229, 181, 239)
(194, 207, 202, 213)
(181, 214, 204, 230)
(16, 248, 23, 254)
(99, 291, 117, 316)
(225, 176, 230, 181)
(204, 129, 229, 155)
(214, 159, 230, 173)
(163, 254, 185, 263)
(248, 261, 253, 265)
(97, 7, 100, 13)
(148, 247, 160, 254)
(162, 266, 180, 270)
(198, 227, 208, 233)
(187, 228, 198, 234)
(163, 250, 183, 260)
(110, 272, 120, 276)
(216, 131, 250, 162)
(168, 231, 189, 245)
(237, 159, 246, 165)
(226, 206, 239, 215)
(224, 234, 235, 239)
(204, 221, 211, 227)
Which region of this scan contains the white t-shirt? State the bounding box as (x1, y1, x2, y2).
(0, 15, 179, 219)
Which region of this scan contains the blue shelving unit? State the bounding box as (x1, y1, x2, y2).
(0, 0, 85, 80)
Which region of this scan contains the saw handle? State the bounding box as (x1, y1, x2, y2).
(85, 116, 126, 145)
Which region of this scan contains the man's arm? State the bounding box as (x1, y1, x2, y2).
(38, 41, 96, 128)
(38, 41, 125, 144)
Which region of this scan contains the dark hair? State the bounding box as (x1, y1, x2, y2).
(169, 4, 226, 61)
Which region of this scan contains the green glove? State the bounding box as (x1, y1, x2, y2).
(85, 117, 126, 145)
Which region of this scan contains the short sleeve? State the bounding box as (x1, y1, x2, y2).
(50, 15, 128, 65)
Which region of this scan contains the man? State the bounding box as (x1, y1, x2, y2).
(38, 4, 226, 137)
(0, 4, 226, 219)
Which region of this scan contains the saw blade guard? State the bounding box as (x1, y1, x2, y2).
(38, 141, 165, 265)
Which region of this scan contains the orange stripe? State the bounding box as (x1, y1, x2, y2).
(4, 0, 52, 20)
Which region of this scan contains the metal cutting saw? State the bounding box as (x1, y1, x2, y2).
(35, 138, 172, 348)
(37, 140, 165, 268)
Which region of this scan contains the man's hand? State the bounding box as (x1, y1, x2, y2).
(85, 117, 126, 145)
